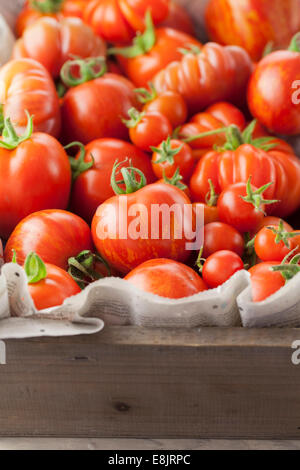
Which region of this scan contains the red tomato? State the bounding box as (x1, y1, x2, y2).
(125, 108, 172, 152)
(5, 210, 93, 270)
(0, 239, 3, 266)
(69, 138, 156, 223)
(0, 115, 71, 240)
(202, 222, 244, 258)
(205, 0, 300, 62)
(125, 258, 207, 298)
(92, 169, 194, 274)
(0, 58, 61, 138)
(153, 42, 253, 114)
(254, 224, 300, 262)
(151, 139, 194, 181)
(202, 250, 244, 288)
(61, 58, 139, 144)
(13, 17, 106, 79)
(193, 203, 219, 226)
(249, 262, 286, 302)
(160, 1, 195, 36)
(84, 0, 170, 43)
(248, 34, 300, 135)
(139, 88, 188, 129)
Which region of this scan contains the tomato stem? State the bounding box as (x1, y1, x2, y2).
(134, 83, 157, 104)
(30, 0, 63, 14)
(24, 252, 47, 285)
(111, 159, 147, 195)
(178, 44, 202, 56)
(288, 32, 300, 52)
(65, 141, 94, 182)
(266, 220, 300, 247)
(162, 168, 187, 191)
(241, 176, 278, 213)
(205, 179, 218, 207)
(60, 56, 107, 87)
(151, 136, 183, 164)
(0, 111, 33, 150)
(272, 250, 300, 281)
(122, 108, 145, 128)
(68, 250, 111, 289)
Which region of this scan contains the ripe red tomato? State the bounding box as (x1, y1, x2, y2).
(13, 17, 106, 79)
(124, 108, 172, 152)
(254, 223, 300, 262)
(60, 58, 139, 144)
(248, 34, 300, 135)
(151, 138, 194, 181)
(253, 216, 293, 235)
(193, 203, 219, 226)
(249, 262, 286, 302)
(202, 250, 244, 289)
(202, 222, 244, 258)
(5, 210, 93, 270)
(0, 58, 61, 138)
(84, 0, 170, 43)
(160, 1, 195, 36)
(153, 42, 253, 114)
(205, 0, 300, 62)
(0, 115, 71, 240)
(69, 138, 156, 223)
(125, 258, 207, 298)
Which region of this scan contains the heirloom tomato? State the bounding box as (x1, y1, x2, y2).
(125, 258, 207, 299)
(60, 57, 139, 144)
(13, 17, 106, 79)
(5, 209, 93, 270)
(0, 114, 71, 240)
(0, 58, 61, 137)
(151, 138, 194, 181)
(69, 139, 156, 223)
(201, 250, 244, 289)
(248, 33, 300, 135)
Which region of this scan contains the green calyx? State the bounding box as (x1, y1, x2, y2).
(162, 168, 187, 191)
(151, 136, 183, 164)
(288, 32, 300, 53)
(271, 248, 300, 281)
(60, 56, 107, 87)
(65, 141, 94, 183)
(30, 0, 63, 14)
(0, 111, 33, 150)
(134, 83, 157, 104)
(266, 220, 300, 247)
(108, 10, 156, 58)
(68, 250, 111, 290)
(24, 252, 47, 285)
(241, 176, 278, 213)
(122, 108, 145, 129)
(111, 159, 147, 195)
(205, 179, 218, 207)
(182, 120, 278, 153)
(178, 43, 202, 56)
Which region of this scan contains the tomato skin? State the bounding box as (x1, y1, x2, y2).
(5, 210, 93, 270)
(202, 222, 244, 258)
(254, 226, 293, 262)
(61, 73, 139, 144)
(143, 91, 187, 129)
(13, 17, 106, 79)
(125, 258, 207, 298)
(129, 112, 172, 152)
(202, 250, 244, 289)
(249, 261, 286, 302)
(205, 0, 300, 62)
(151, 140, 194, 181)
(70, 138, 156, 223)
(248, 50, 300, 136)
(153, 42, 253, 114)
(193, 203, 219, 226)
(28, 263, 81, 311)
(160, 1, 195, 35)
(117, 28, 202, 87)
(0, 58, 61, 138)
(92, 182, 194, 274)
(0, 239, 3, 266)
(0, 133, 71, 240)
(254, 216, 293, 235)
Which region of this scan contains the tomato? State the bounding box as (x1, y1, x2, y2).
(68, 250, 115, 288)
(60, 57, 139, 144)
(69, 139, 156, 223)
(249, 262, 286, 302)
(110, 12, 202, 87)
(151, 138, 194, 181)
(156, 168, 191, 198)
(0, 58, 61, 138)
(202, 222, 244, 259)
(13, 17, 106, 79)
(125, 258, 207, 298)
(254, 223, 300, 262)
(160, 1, 195, 36)
(16, 0, 89, 37)
(84, 0, 170, 43)
(193, 203, 219, 226)
(5, 209, 93, 270)
(153, 42, 253, 114)
(0, 239, 3, 266)
(92, 164, 194, 274)
(0, 114, 71, 240)
(248, 33, 300, 136)
(202, 250, 244, 289)
(124, 108, 172, 152)
(253, 216, 293, 235)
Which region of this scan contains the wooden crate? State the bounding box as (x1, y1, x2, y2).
(1, 326, 300, 439)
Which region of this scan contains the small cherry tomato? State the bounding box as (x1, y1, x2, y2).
(249, 262, 286, 302)
(151, 138, 194, 181)
(253, 216, 293, 235)
(202, 222, 244, 258)
(254, 222, 300, 262)
(202, 250, 244, 288)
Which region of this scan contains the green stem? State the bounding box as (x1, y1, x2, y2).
(68, 250, 111, 290)
(0, 111, 33, 150)
(64, 142, 94, 182)
(134, 83, 157, 104)
(60, 56, 107, 87)
(241, 176, 278, 214)
(111, 160, 147, 195)
(24, 252, 47, 284)
(289, 32, 300, 52)
(30, 0, 63, 14)
(205, 179, 218, 206)
(162, 168, 187, 191)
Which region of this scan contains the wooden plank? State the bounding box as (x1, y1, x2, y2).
(1, 327, 300, 439)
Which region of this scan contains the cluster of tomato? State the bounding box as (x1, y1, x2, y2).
(0, 0, 300, 311)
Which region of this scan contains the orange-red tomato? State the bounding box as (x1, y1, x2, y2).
(125, 258, 207, 298)
(128, 111, 172, 152)
(0, 59, 61, 138)
(249, 262, 286, 302)
(160, 1, 195, 36)
(5, 210, 93, 270)
(151, 139, 194, 181)
(205, 0, 300, 62)
(193, 203, 219, 225)
(13, 17, 106, 79)
(143, 90, 188, 129)
(253, 216, 293, 235)
(202, 250, 244, 289)
(254, 225, 298, 262)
